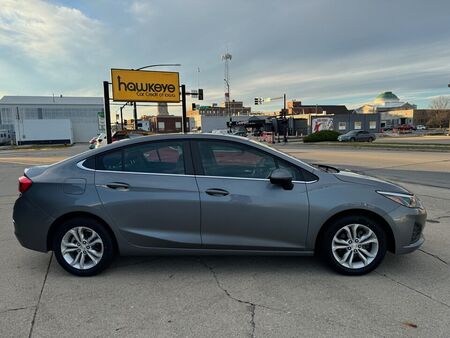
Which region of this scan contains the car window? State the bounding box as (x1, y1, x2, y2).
(96, 141, 185, 174)
(197, 140, 302, 180)
(96, 150, 123, 171)
(124, 142, 185, 174)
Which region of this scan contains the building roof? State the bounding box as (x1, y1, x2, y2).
(295, 105, 350, 114)
(375, 91, 399, 101)
(0, 96, 103, 105)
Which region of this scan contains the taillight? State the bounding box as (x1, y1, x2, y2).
(18, 176, 32, 193)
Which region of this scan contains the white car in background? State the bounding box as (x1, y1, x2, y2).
(416, 125, 427, 130)
(94, 133, 107, 148)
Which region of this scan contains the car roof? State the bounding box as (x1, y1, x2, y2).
(64, 133, 318, 173)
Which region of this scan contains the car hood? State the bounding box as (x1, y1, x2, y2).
(333, 170, 412, 194)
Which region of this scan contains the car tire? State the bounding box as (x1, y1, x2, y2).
(319, 215, 387, 275)
(368, 137, 374, 142)
(350, 137, 355, 142)
(52, 217, 115, 276)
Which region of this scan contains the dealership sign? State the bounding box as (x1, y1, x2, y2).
(111, 69, 180, 103)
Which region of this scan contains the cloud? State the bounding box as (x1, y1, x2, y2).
(1, 0, 450, 111)
(0, 0, 107, 93)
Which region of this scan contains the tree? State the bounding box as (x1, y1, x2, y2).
(430, 96, 450, 110)
(428, 96, 450, 128)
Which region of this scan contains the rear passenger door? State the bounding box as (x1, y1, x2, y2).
(94, 140, 201, 248)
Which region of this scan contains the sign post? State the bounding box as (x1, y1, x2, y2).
(103, 81, 112, 144)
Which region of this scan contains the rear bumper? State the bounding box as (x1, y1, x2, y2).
(13, 195, 53, 252)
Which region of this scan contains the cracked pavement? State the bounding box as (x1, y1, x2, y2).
(1, 144, 450, 337)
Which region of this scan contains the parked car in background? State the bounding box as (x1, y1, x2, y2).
(94, 133, 107, 148)
(397, 124, 416, 131)
(338, 130, 376, 142)
(416, 125, 427, 130)
(14, 134, 426, 277)
(88, 134, 100, 149)
(95, 130, 150, 148)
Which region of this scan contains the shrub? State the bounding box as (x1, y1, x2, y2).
(303, 130, 340, 143)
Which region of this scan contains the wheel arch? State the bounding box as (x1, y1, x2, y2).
(47, 211, 119, 253)
(314, 209, 396, 253)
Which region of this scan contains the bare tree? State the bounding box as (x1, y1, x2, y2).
(428, 96, 450, 128)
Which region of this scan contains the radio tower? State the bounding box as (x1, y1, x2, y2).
(222, 52, 232, 115)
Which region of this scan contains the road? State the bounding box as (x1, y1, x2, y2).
(375, 135, 450, 145)
(1, 144, 449, 337)
(275, 143, 450, 189)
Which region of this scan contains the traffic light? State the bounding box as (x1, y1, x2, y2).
(198, 89, 204, 100)
(254, 97, 263, 105)
(192, 103, 197, 110)
(124, 120, 127, 125)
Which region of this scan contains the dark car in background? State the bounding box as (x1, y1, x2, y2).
(338, 130, 376, 142)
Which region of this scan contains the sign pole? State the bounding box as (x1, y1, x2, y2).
(181, 84, 187, 134)
(103, 81, 112, 144)
(133, 102, 138, 130)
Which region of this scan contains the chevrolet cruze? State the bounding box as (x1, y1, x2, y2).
(13, 134, 426, 276)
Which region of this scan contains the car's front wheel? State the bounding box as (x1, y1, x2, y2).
(52, 217, 115, 276)
(320, 215, 387, 275)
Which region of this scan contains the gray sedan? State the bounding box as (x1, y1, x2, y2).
(13, 134, 426, 276)
(338, 130, 376, 142)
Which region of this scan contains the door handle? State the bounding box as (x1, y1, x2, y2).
(205, 188, 229, 196)
(105, 182, 130, 191)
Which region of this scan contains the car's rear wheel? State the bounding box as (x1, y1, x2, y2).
(320, 215, 387, 275)
(368, 137, 374, 142)
(52, 217, 115, 276)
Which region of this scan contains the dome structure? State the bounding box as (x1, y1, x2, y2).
(374, 91, 400, 105)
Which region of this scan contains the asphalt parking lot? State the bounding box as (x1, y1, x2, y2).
(1, 144, 449, 337)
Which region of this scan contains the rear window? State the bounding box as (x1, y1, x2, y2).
(82, 156, 96, 169)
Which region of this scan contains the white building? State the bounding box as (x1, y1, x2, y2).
(0, 96, 104, 143)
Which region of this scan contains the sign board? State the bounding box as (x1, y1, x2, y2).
(111, 69, 180, 103)
(98, 111, 106, 131)
(312, 117, 333, 133)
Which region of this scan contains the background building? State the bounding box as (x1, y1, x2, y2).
(287, 101, 350, 115)
(356, 91, 450, 128)
(0, 96, 104, 143)
(187, 100, 251, 132)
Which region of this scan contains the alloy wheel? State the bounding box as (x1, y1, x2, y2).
(60, 226, 104, 270)
(331, 223, 379, 269)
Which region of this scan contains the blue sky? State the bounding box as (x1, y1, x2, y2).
(1, 0, 450, 118)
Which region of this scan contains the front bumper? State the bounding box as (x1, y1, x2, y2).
(386, 205, 427, 255)
(13, 195, 54, 252)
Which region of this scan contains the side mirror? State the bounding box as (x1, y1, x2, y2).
(269, 168, 294, 190)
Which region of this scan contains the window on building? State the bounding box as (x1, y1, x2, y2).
(354, 121, 362, 130)
(369, 121, 377, 129)
(175, 122, 181, 129)
(158, 122, 165, 130)
(338, 122, 346, 130)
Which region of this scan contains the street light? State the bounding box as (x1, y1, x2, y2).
(131, 63, 182, 129)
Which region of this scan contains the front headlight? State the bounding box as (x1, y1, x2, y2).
(377, 191, 422, 208)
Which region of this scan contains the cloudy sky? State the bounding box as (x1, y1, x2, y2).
(1, 0, 450, 118)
